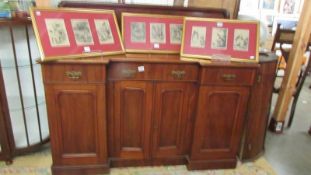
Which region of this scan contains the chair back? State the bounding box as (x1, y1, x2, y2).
(271, 23, 311, 62)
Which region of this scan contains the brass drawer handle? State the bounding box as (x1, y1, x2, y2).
(65, 71, 82, 80)
(171, 70, 186, 80)
(222, 74, 236, 81)
(122, 69, 136, 78)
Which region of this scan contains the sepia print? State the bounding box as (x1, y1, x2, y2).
(150, 23, 166, 43)
(211, 27, 228, 49)
(45, 19, 70, 47)
(261, 0, 275, 10)
(281, 0, 297, 14)
(94, 19, 114, 44)
(170, 24, 183, 44)
(71, 19, 94, 45)
(131, 22, 146, 43)
(190, 26, 206, 48)
(233, 29, 249, 51)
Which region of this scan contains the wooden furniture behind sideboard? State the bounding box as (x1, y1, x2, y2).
(41, 53, 277, 175)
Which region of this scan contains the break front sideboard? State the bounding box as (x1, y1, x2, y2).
(41, 53, 277, 175)
(39, 2, 277, 174)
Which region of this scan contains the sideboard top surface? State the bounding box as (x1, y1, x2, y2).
(38, 53, 277, 69)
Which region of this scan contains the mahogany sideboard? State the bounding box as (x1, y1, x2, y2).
(41, 53, 277, 175)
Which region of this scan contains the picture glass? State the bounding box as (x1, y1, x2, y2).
(131, 22, 146, 43)
(122, 13, 183, 53)
(169, 24, 183, 44)
(94, 19, 114, 44)
(240, 0, 259, 12)
(233, 29, 250, 51)
(150, 23, 166, 43)
(190, 26, 206, 48)
(31, 8, 124, 61)
(181, 17, 259, 62)
(281, 0, 300, 14)
(211, 27, 228, 49)
(71, 19, 94, 45)
(261, 0, 275, 10)
(45, 18, 70, 47)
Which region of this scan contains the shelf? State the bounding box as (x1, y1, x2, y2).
(0, 58, 40, 69)
(11, 103, 49, 148)
(0, 17, 32, 25)
(6, 96, 46, 112)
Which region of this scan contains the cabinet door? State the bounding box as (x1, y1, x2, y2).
(45, 84, 107, 165)
(152, 82, 196, 158)
(191, 86, 249, 160)
(240, 61, 277, 160)
(113, 81, 153, 160)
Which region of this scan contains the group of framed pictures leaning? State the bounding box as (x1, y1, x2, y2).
(30, 8, 259, 63)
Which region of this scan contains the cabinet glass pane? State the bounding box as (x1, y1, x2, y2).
(0, 23, 49, 150)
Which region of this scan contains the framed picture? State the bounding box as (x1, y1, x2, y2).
(239, 0, 260, 14)
(122, 13, 184, 53)
(260, 12, 275, 27)
(279, 0, 301, 15)
(260, 0, 279, 11)
(30, 8, 124, 61)
(181, 17, 259, 63)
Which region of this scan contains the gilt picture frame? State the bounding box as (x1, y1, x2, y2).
(181, 17, 259, 63)
(30, 7, 124, 62)
(122, 13, 184, 54)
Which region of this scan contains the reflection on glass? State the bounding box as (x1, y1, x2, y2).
(0, 22, 49, 150)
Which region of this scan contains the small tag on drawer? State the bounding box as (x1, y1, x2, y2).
(138, 66, 144, 72)
(84, 46, 91, 53)
(153, 43, 160, 49)
(250, 56, 255, 59)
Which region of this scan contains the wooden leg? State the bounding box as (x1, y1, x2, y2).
(5, 160, 13, 165)
(268, 118, 284, 133)
(287, 93, 299, 128)
(308, 126, 311, 135)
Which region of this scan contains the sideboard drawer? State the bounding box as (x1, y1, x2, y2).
(42, 64, 106, 83)
(161, 64, 198, 81)
(108, 63, 154, 80)
(108, 63, 198, 81)
(200, 67, 257, 86)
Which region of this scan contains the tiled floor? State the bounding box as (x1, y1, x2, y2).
(265, 76, 311, 175)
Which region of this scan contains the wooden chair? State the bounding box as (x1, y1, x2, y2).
(271, 23, 311, 128)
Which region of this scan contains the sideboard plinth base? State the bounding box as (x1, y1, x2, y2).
(187, 159, 237, 170)
(52, 164, 110, 175)
(110, 156, 187, 167)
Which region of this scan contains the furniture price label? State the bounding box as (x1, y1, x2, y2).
(138, 66, 145, 72)
(153, 43, 160, 49)
(84, 46, 91, 53)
